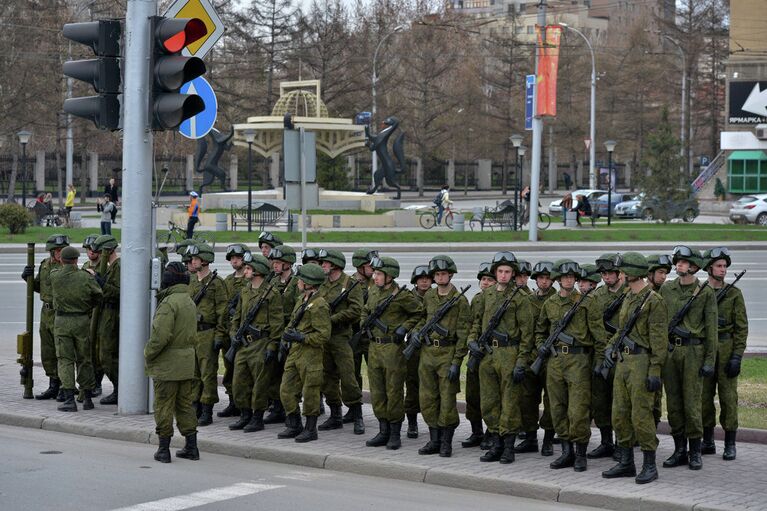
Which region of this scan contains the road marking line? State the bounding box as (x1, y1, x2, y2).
(108, 482, 283, 511)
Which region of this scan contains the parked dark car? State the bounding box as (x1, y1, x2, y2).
(592, 193, 635, 217)
(640, 195, 700, 222)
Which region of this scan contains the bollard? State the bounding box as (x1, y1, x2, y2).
(69, 211, 82, 229)
(565, 210, 578, 228)
(453, 213, 465, 232)
(215, 212, 228, 232)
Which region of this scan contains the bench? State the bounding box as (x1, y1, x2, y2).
(230, 203, 290, 231)
(469, 201, 518, 231)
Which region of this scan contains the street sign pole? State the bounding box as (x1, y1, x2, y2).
(300, 127, 307, 250)
(529, 1, 547, 242)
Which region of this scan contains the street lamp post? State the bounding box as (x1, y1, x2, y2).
(510, 134, 523, 231)
(18, 130, 32, 206)
(560, 23, 597, 189)
(244, 129, 256, 232)
(604, 139, 616, 226)
(371, 25, 405, 182)
(519, 145, 526, 229)
(662, 35, 688, 176)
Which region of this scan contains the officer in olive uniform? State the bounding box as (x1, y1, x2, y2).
(363, 256, 423, 450)
(316, 249, 366, 434)
(278, 264, 332, 443)
(660, 245, 718, 471)
(408, 255, 470, 458)
(50, 247, 103, 412)
(21, 234, 69, 401)
(601, 253, 667, 484)
(516, 261, 557, 456)
(406, 265, 432, 439)
(186, 243, 229, 426)
(468, 251, 533, 464)
(535, 259, 608, 472)
(258, 231, 282, 258)
(578, 264, 601, 294)
(145, 262, 199, 464)
(701, 247, 748, 461)
(228, 252, 285, 432)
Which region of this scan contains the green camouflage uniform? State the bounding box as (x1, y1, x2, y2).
(81, 259, 104, 382)
(280, 292, 331, 417)
(591, 283, 627, 430)
(351, 274, 374, 389)
(223, 273, 249, 397)
(465, 290, 487, 426)
(405, 288, 426, 416)
(269, 273, 299, 402)
(34, 258, 62, 380)
(145, 283, 198, 438)
(97, 257, 121, 386)
(51, 265, 102, 391)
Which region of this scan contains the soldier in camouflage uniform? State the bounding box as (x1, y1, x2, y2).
(601, 253, 667, 484)
(363, 256, 423, 450)
(701, 247, 748, 461)
(277, 264, 331, 443)
(516, 261, 557, 456)
(578, 264, 601, 294)
(228, 253, 285, 432)
(81, 235, 99, 270)
(145, 262, 199, 463)
(405, 265, 432, 439)
(258, 231, 282, 258)
(81, 235, 103, 397)
(647, 254, 672, 426)
(467, 251, 533, 464)
(660, 245, 718, 471)
(316, 249, 366, 434)
(50, 247, 103, 412)
(514, 260, 532, 291)
(186, 243, 229, 426)
(535, 259, 608, 472)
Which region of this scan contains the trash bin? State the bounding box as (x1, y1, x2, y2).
(69, 211, 82, 229)
(453, 213, 465, 232)
(216, 213, 228, 232)
(565, 210, 578, 228)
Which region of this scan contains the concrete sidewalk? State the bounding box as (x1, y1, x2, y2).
(0, 364, 763, 511)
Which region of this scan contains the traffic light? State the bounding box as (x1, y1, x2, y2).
(150, 17, 208, 131)
(63, 20, 122, 130)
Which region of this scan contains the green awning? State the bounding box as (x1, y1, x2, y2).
(728, 150, 767, 161)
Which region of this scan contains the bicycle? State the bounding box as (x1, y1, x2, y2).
(164, 220, 205, 247)
(419, 205, 454, 229)
(520, 205, 551, 231)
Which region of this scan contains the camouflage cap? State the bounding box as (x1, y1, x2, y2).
(92, 234, 118, 251)
(60, 246, 80, 261)
(45, 233, 70, 251)
(297, 263, 327, 286)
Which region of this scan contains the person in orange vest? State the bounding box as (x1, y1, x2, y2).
(187, 192, 200, 239)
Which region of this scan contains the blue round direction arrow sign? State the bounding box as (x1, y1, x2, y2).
(179, 76, 217, 139)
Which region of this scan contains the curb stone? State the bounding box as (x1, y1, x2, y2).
(558, 487, 643, 511)
(42, 417, 151, 444)
(0, 411, 44, 429)
(325, 454, 428, 483)
(424, 469, 560, 502)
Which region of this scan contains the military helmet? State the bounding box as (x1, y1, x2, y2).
(268, 244, 296, 264)
(225, 243, 249, 261)
(490, 251, 518, 273)
(174, 238, 198, 256)
(186, 242, 215, 263)
(297, 263, 326, 286)
(318, 248, 346, 269)
(411, 265, 431, 284)
(45, 233, 70, 251)
(672, 245, 702, 269)
(618, 252, 649, 278)
(428, 254, 457, 275)
(82, 235, 99, 249)
(162, 261, 189, 288)
(92, 234, 118, 251)
(301, 248, 321, 265)
(60, 246, 80, 261)
(531, 261, 555, 279)
(516, 260, 532, 276)
(352, 249, 378, 268)
(370, 256, 400, 279)
(596, 253, 620, 272)
(242, 251, 271, 276)
(703, 246, 731, 270)
(551, 259, 581, 280)
(258, 231, 282, 249)
(579, 263, 602, 283)
(477, 262, 494, 281)
(647, 254, 673, 273)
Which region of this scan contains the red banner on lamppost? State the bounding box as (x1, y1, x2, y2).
(535, 25, 562, 117)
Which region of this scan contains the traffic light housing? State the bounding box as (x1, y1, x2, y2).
(63, 20, 122, 130)
(150, 17, 208, 131)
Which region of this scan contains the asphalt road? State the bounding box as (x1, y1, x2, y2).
(0, 425, 600, 511)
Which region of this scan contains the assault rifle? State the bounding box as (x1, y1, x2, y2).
(193, 270, 218, 306)
(403, 285, 471, 361)
(667, 281, 708, 352)
(467, 285, 523, 372)
(600, 289, 652, 379)
(330, 278, 360, 312)
(716, 270, 746, 327)
(603, 289, 628, 334)
(530, 287, 594, 375)
(225, 281, 275, 363)
(279, 291, 314, 362)
(351, 285, 407, 352)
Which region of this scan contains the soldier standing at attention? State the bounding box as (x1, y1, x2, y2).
(516, 261, 556, 456)
(228, 252, 284, 432)
(364, 256, 422, 450)
(601, 253, 667, 484)
(578, 264, 601, 294)
(660, 246, 717, 470)
(81, 235, 103, 397)
(186, 243, 229, 426)
(81, 235, 100, 270)
(277, 264, 331, 442)
(514, 261, 533, 292)
(258, 231, 282, 258)
(647, 254, 673, 292)
(316, 249, 366, 435)
(50, 246, 103, 412)
(145, 262, 199, 464)
(21, 234, 69, 401)
(535, 259, 608, 472)
(701, 248, 748, 461)
(405, 265, 432, 439)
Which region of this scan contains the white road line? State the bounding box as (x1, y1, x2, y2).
(108, 482, 283, 511)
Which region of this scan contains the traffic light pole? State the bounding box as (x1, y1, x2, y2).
(118, 0, 156, 415)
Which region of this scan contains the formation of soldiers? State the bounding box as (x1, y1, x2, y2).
(22, 233, 748, 478)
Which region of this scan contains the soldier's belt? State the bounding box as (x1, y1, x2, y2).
(669, 336, 703, 347)
(373, 336, 400, 345)
(718, 332, 731, 342)
(103, 302, 119, 310)
(489, 337, 520, 348)
(197, 322, 216, 332)
(554, 345, 591, 355)
(55, 311, 89, 317)
(41, 302, 53, 310)
(426, 337, 457, 348)
(245, 326, 268, 344)
(620, 345, 650, 356)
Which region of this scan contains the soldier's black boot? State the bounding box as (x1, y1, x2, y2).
(342, 407, 354, 424)
(366, 419, 390, 447)
(550, 441, 575, 469)
(83, 389, 95, 410)
(514, 431, 539, 453)
(702, 426, 716, 455)
(688, 438, 703, 470)
(541, 429, 555, 456)
(439, 427, 455, 458)
(229, 409, 253, 430)
(723, 430, 737, 461)
(351, 403, 365, 435)
(277, 412, 303, 439)
(217, 396, 240, 418)
(35, 378, 60, 400)
(56, 388, 66, 402)
(244, 410, 265, 432)
(318, 403, 343, 431)
(406, 413, 419, 439)
(662, 435, 688, 468)
(602, 446, 637, 478)
(100, 385, 118, 405)
(154, 436, 171, 463)
(419, 428, 442, 455)
(295, 416, 318, 443)
(480, 428, 491, 450)
(93, 372, 103, 398)
(499, 434, 517, 464)
(635, 450, 658, 484)
(587, 427, 615, 459)
(264, 400, 286, 425)
(462, 420, 484, 448)
(57, 389, 77, 412)
(176, 433, 200, 461)
(480, 433, 503, 462)
(386, 421, 402, 450)
(198, 404, 213, 427)
(573, 442, 588, 472)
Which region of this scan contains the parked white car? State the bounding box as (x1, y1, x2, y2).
(729, 194, 767, 226)
(548, 189, 607, 216)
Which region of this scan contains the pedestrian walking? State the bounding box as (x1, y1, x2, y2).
(187, 191, 200, 239)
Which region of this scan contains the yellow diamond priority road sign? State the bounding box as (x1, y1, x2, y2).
(164, 0, 224, 59)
